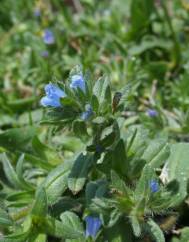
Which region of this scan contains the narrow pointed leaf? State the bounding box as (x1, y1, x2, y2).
(42, 161, 73, 204)
(147, 219, 165, 242)
(68, 153, 94, 194)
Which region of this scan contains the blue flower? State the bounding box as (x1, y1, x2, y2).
(70, 74, 85, 92)
(40, 83, 66, 107)
(34, 8, 41, 17)
(41, 50, 49, 58)
(81, 104, 93, 120)
(150, 180, 159, 193)
(85, 216, 102, 239)
(43, 29, 55, 45)
(147, 109, 158, 117)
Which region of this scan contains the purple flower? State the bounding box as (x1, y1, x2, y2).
(41, 50, 49, 58)
(85, 216, 102, 239)
(81, 104, 93, 120)
(40, 83, 66, 107)
(70, 74, 85, 92)
(147, 109, 158, 117)
(43, 29, 55, 45)
(150, 180, 159, 193)
(34, 8, 41, 17)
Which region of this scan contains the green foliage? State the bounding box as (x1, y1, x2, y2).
(147, 219, 165, 242)
(42, 161, 73, 204)
(0, 127, 36, 152)
(39, 212, 84, 239)
(130, 0, 155, 38)
(0, 0, 189, 241)
(167, 143, 189, 205)
(172, 227, 189, 242)
(68, 153, 94, 194)
(0, 208, 13, 227)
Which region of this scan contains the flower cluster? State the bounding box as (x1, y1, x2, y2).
(40, 74, 92, 119)
(40, 83, 66, 107)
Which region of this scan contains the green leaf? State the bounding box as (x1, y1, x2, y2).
(130, 215, 141, 237)
(180, 227, 189, 242)
(0, 126, 36, 152)
(2, 216, 32, 242)
(42, 161, 73, 204)
(129, 38, 172, 56)
(60, 96, 81, 109)
(167, 143, 189, 205)
(6, 191, 33, 207)
(112, 139, 127, 175)
(147, 219, 165, 242)
(32, 136, 48, 160)
(90, 198, 121, 228)
(85, 180, 107, 205)
(104, 220, 133, 242)
(100, 125, 117, 148)
(110, 170, 132, 196)
(2, 231, 31, 242)
(105, 208, 122, 228)
(7, 97, 36, 111)
(130, 0, 155, 38)
(42, 106, 79, 123)
(73, 120, 88, 140)
(16, 154, 34, 191)
(29, 234, 47, 242)
(60, 212, 84, 238)
(0, 207, 13, 227)
(0, 153, 30, 190)
(128, 157, 146, 179)
(0, 153, 20, 188)
(135, 164, 154, 200)
(41, 213, 84, 239)
(91, 95, 99, 113)
(126, 125, 149, 156)
(141, 139, 170, 168)
(32, 136, 62, 165)
(93, 76, 111, 105)
(24, 153, 53, 170)
(68, 153, 94, 194)
(31, 188, 47, 217)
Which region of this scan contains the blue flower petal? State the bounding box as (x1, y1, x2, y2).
(147, 109, 158, 117)
(41, 50, 49, 58)
(34, 8, 41, 17)
(40, 83, 66, 108)
(45, 83, 66, 99)
(40, 96, 61, 107)
(81, 104, 93, 120)
(149, 180, 159, 193)
(43, 29, 55, 45)
(70, 74, 85, 92)
(85, 216, 102, 238)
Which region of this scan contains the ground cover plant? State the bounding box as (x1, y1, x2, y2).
(0, 0, 189, 241)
